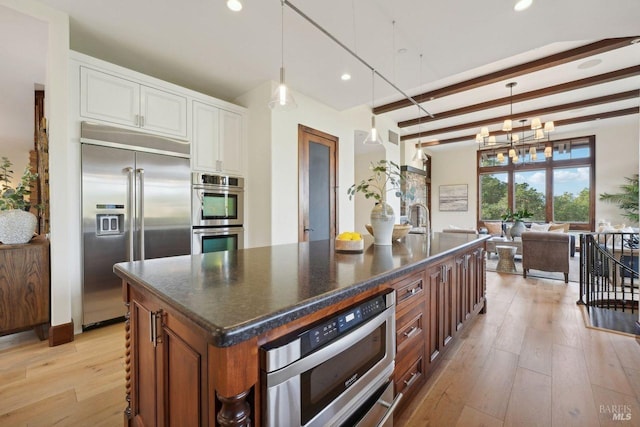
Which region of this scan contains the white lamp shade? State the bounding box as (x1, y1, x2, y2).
(508, 148, 516, 158)
(488, 136, 496, 145)
(412, 147, 427, 161)
(363, 116, 383, 145)
(511, 134, 519, 143)
(502, 119, 512, 132)
(531, 117, 542, 130)
(544, 121, 555, 132)
(534, 129, 545, 140)
(497, 153, 505, 162)
(476, 133, 483, 143)
(531, 153, 538, 161)
(529, 146, 537, 155)
(512, 154, 519, 163)
(480, 127, 489, 137)
(544, 146, 553, 157)
(268, 68, 297, 111)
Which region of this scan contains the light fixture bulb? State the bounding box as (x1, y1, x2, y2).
(412, 147, 427, 162)
(269, 67, 297, 111)
(341, 73, 351, 81)
(227, 0, 242, 11)
(363, 115, 383, 145)
(514, 0, 533, 11)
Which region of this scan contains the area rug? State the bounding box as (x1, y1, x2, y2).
(486, 253, 581, 283)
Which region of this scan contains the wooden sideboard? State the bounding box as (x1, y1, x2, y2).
(0, 237, 50, 339)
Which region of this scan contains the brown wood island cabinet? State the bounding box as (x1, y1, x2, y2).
(0, 237, 50, 339)
(116, 233, 488, 426)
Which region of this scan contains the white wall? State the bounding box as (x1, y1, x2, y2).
(423, 115, 640, 232)
(237, 83, 402, 246)
(0, 0, 71, 328)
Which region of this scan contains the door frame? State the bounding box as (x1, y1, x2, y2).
(298, 124, 339, 242)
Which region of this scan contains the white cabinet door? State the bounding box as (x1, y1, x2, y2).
(140, 86, 187, 138)
(80, 67, 140, 128)
(219, 109, 243, 176)
(80, 67, 188, 139)
(192, 101, 221, 172)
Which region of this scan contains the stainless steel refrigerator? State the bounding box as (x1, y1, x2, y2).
(81, 122, 191, 328)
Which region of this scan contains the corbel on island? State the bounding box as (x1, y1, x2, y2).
(114, 232, 489, 426)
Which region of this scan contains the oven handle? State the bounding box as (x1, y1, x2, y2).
(192, 228, 243, 235)
(376, 392, 403, 427)
(264, 305, 395, 384)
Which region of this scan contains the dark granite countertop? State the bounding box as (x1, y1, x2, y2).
(114, 232, 489, 347)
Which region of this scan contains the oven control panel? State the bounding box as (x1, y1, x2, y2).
(302, 294, 387, 355)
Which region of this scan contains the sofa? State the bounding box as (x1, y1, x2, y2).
(521, 231, 571, 283)
(482, 221, 575, 257)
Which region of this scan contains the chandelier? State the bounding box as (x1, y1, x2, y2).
(476, 82, 554, 163)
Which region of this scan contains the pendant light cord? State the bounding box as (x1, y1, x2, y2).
(280, 0, 284, 70)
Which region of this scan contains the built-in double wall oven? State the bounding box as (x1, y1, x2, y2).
(261, 291, 402, 427)
(191, 172, 244, 254)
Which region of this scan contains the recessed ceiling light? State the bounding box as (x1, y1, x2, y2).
(227, 0, 242, 12)
(578, 59, 602, 69)
(341, 73, 351, 81)
(514, 0, 533, 11)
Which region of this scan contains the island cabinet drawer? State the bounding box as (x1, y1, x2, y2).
(395, 299, 425, 355)
(394, 348, 425, 403)
(393, 270, 425, 308)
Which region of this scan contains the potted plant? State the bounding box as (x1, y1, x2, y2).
(599, 174, 639, 224)
(501, 208, 532, 239)
(348, 160, 405, 245)
(0, 157, 39, 244)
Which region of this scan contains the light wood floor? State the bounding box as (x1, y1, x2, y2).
(1, 272, 639, 426)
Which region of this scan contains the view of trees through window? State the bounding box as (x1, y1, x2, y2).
(478, 137, 594, 228)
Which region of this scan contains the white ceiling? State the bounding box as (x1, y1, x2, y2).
(4, 0, 640, 152)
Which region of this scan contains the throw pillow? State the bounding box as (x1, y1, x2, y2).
(548, 223, 570, 233)
(483, 222, 503, 236)
(530, 222, 551, 232)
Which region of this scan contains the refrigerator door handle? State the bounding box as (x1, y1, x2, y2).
(137, 168, 145, 261)
(125, 167, 135, 262)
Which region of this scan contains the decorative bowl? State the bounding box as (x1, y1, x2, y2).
(335, 237, 364, 253)
(365, 223, 412, 241)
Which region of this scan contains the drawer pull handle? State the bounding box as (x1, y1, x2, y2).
(403, 326, 420, 339)
(404, 371, 420, 388)
(406, 287, 419, 296)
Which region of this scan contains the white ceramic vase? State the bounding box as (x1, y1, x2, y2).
(370, 202, 395, 246)
(509, 220, 526, 239)
(0, 209, 37, 244)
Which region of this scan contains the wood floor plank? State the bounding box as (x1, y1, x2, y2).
(0, 389, 77, 426)
(623, 367, 640, 402)
(455, 405, 504, 427)
(518, 327, 553, 376)
(504, 367, 552, 427)
(582, 330, 636, 397)
(493, 313, 527, 355)
(609, 333, 640, 371)
(466, 348, 519, 420)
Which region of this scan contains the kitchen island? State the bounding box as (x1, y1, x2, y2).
(115, 232, 489, 426)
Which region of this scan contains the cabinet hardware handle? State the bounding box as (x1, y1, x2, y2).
(140, 115, 145, 127)
(149, 310, 156, 346)
(377, 392, 403, 427)
(407, 287, 419, 296)
(403, 326, 420, 339)
(137, 168, 145, 261)
(125, 167, 135, 262)
(404, 371, 420, 388)
(134, 114, 139, 126)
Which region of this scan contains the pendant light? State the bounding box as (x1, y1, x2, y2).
(268, 0, 297, 111)
(363, 69, 383, 144)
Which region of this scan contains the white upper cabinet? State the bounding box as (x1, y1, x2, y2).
(192, 101, 244, 176)
(80, 67, 187, 139)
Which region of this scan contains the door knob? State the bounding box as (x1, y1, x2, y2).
(304, 227, 314, 232)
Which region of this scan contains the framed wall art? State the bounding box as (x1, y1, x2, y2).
(439, 184, 468, 212)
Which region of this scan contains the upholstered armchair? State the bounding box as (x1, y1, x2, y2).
(521, 231, 571, 283)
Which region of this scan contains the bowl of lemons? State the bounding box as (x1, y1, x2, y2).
(335, 231, 364, 253)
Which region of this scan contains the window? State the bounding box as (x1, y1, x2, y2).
(477, 136, 595, 230)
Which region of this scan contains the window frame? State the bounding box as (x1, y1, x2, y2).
(477, 135, 595, 231)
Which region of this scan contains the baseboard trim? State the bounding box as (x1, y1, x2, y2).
(49, 320, 74, 347)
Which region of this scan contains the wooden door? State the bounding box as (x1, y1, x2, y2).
(298, 125, 338, 242)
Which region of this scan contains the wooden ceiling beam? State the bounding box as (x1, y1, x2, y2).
(402, 90, 640, 140)
(373, 37, 639, 115)
(398, 65, 640, 128)
(414, 107, 639, 147)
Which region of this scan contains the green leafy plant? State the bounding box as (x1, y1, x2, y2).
(347, 160, 405, 203)
(0, 157, 38, 210)
(501, 208, 533, 222)
(599, 174, 639, 223)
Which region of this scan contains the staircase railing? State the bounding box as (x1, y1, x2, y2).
(579, 232, 639, 313)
